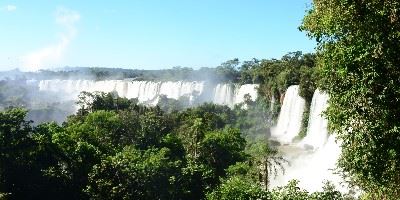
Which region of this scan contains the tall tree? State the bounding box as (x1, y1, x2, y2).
(301, 0, 400, 198)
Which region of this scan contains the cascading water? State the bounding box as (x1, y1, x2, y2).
(212, 83, 258, 107)
(270, 86, 345, 192)
(37, 79, 257, 107)
(213, 83, 235, 106)
(299, 89, 329, 150)
(234, 84, 258, 105)
(271, 85, 305, 144)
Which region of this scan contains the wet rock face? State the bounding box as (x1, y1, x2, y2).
(280, 92, 285, 105)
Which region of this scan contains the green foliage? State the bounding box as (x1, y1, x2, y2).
(225, 162, 256, 180)
(157, 94, 191, 113)
(299, 65, 317, 103)
(216, 58, 241, 83)
(247, 141, 287, 190)
(0, 108, 35, 198)
(234, 97, 273, 142)
(77, 91, 131, 114)
(175, 103, 237, 134)
(295, 101, 311, 141)
(0, 88, 354, 199)
(239, 58, 261, 84)
(206, 176, 270, 200)
(271, 180, 310, 200)
(0, 93, 260, 199)
(257, 52, 316, 98)
(0, 109, 79, 199)
(301, 0, 400, 198)
(199, 128, 247, 178)
(86, 146, 181, 199)
(179, 159, 215, 199)
(271, 180, 352, 200)
(66, 110, 129, 153)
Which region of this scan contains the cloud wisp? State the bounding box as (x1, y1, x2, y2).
(22, 7, 80, 71)
(1, 4, 16, 12)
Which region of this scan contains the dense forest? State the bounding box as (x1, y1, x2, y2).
(300, 0, 400, 199)
(1, 91, 350, 199)
(1, 0, 400, 199)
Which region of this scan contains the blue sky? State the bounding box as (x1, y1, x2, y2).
(0, 0, 315, 71)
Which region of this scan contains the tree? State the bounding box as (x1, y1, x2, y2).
(270, 180, 351, 200)
(198, 128, 246, 179)
(206, 176, 270, 200)
(216, 58, 240, 82)
(239, 58, 260, 84)
(0, 108, 35, 198)
(0, 109, 76, 199)
(301, 0, 400, 198)
(247, 141, 287, 190)
(77, 91, 131, 114)
(86, 146, 181, 199)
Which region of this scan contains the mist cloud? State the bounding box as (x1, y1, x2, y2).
(22, 7, 80, 71)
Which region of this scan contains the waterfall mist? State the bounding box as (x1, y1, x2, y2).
(0, 76, 259, 124)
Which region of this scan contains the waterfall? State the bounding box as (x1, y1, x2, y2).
(37, 79, 257, 106)
(271, 85, 305, 144)
(269, 135, 343, 192)
(212, 83, 258, 107)
(270, 86, 346, 193)
(299, 89, 329, 150)
(234, 84, 258, 104)
(213, 83, 235, 106)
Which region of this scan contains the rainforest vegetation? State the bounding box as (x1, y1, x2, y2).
(0, 92, 349, 199)
(301, 0, 400, 199)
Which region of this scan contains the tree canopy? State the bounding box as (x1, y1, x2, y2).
(301, 0, 400, 198)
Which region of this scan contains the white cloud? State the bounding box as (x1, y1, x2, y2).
(1, 4, 16, 12)
(6, 5, 16, 11)
(22, 7, 80, 71)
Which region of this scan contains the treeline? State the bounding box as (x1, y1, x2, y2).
(0, 92, 349, 199)
(1, 52, 318, 88)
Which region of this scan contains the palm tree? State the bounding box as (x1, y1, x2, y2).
(248, 141, 288, 190)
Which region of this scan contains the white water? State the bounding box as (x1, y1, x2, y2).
(234, 84, 258, 105)
(37, 79, 257, 107)
(271, 85, 305, 144)
(213, 83, 235, 106)
(299, 89, 329, 150)
(270, 136, 342, 192)
(212, 83, 258, 107)
(270, 86, 345, 192)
